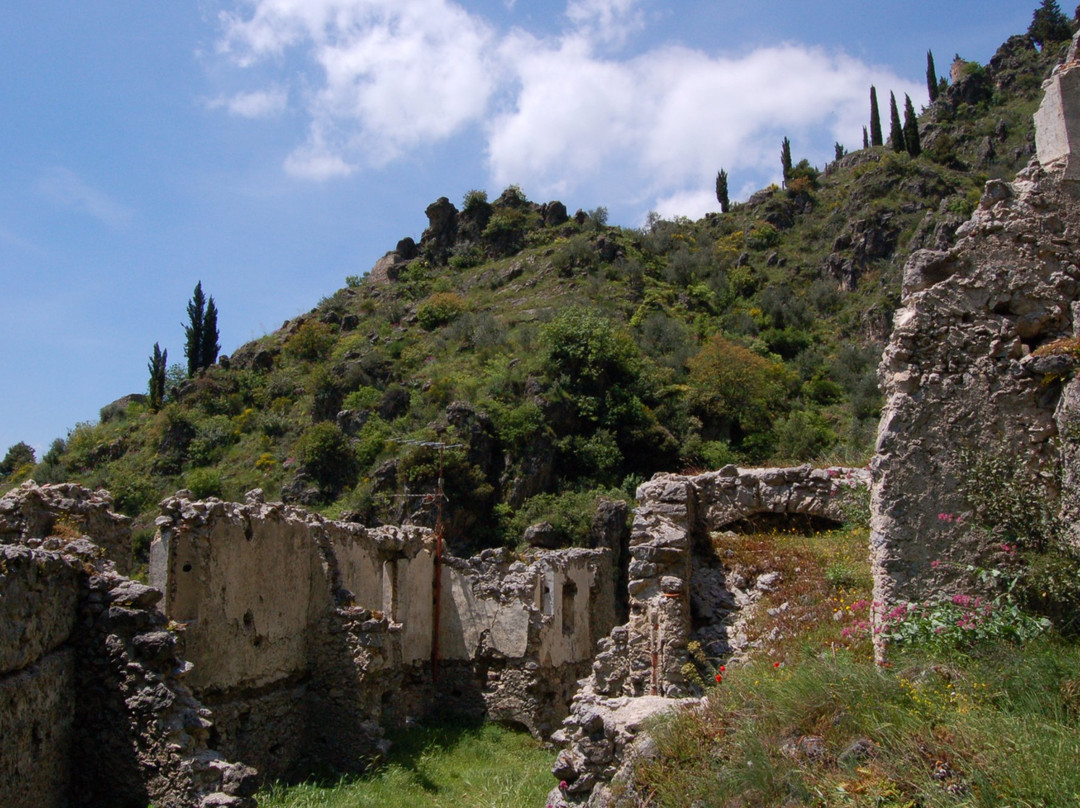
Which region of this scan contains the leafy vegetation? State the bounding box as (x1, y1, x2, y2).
(256, 721, 551, 808)
(633, 519, 1080, 808)
(0, 22, 1064, 566)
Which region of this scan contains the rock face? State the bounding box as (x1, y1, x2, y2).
(0, 485, 255, 808)
(0, 481, 134, 574)
(872, 145, 1080, 613)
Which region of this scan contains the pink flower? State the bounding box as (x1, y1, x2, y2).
(931, 560, 941, 568)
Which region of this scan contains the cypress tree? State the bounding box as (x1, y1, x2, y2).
(862, 126, 869, 150)
(903, 94, 921, 157)
(888, 91, 905, 153)
(184, 282, 205, 377)
(148, 342, 167, 411)
(202, 296, 220, 370)
(780, 137, 793, 186)
(869, 86, 883, 147)
(183, 281, 220, 376)
(834, 142, 846, 161)
(715, 169, 730, 213)
(926, 50, 939, 102)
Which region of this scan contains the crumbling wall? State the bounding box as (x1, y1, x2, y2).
(872, 171, 1080, 609)
(150, 488, 617, 777)
(0, 545, 78, 808)
(0, 482, 257, 808)
(0, 480, 134, 574)
(546, 464, 865, 807)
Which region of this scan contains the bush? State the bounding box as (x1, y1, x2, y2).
(687, 335, 792, 444)
(110, 472, 159, 516)
(285, 320, 336, 362)
(417, 292, 468, 330)
(185, 468, 224, 500)
(294, 422, 357, 492)
(502, 489, 624, 547)
(772, 409, 837, 462)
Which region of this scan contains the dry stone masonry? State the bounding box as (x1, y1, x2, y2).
(0, 482, 256, 808)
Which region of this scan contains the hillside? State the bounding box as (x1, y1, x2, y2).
(0, 30, 1064, 559)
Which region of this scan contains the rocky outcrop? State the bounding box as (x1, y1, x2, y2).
(0, 481, 134, 574)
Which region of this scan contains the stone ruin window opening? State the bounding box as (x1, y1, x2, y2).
(717, 512, 843, 536)
(561, 580, 577, 635)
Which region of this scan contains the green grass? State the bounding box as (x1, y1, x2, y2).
(635, 524, 1080, 807)
(257, 721, 553, 808)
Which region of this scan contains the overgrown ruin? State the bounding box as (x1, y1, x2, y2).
(871, 35, 1080, 626)
(1, 464, 862, 807)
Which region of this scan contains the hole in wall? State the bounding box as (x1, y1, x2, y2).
(182, 563, 193, 573)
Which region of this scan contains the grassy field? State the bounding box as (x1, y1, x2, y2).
(635, 524, 1080, 807)
(256, 720, 554, 808)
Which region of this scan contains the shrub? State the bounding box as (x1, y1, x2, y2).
(687, 335, 792, 443)
(417, 292, 467, 330)
(502, 489, 623, 547)
(295, 422, 357, 492)
(185, 468, 224, 500)
(772, 409, 837, 462)
(746, 222, 779, 250)
(110, 472, 159, 516)
(285, 320, 336, 362)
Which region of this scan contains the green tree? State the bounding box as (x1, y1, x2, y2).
(903, 94, 922, 157)
(1029, 0, 1072, 48)
(926, 50, 939, 102)
(183, 281, 220, 376)
(687, 335, 792, 445)
(834, 142, 846, 161)
(715, 169, 730, 213)
(147, 342, 167, 412)
(0, 441, 35, 477)
(888, 91, 905, 153)
(862, 126, 869, 150)
(869, 86, 883, 147)
(202, 297, 219, 369)
(780, 137, 793, 186)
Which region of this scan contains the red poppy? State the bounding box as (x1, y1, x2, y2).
(774, 662, 781, 668)
(715, 673, 723, 683)
(719, 665, 726, 672)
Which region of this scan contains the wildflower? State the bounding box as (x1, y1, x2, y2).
(715, 673, 723, 683)
(559, 780, 568, 791)
(719, 665, 726, 672)
(774, 662, 781, 668)
(931, 560, 940, 568)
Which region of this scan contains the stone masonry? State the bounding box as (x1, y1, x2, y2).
(871, 38, 1080, 649)
(150, 488, 616, 779)
(0, 482, 256, 808)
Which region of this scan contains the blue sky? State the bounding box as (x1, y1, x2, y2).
(0, 0, 1037, 458)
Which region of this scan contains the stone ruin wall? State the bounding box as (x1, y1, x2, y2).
(150, 489, 617, 779)
(872, 37, 1080, 621)
(548, 464, 867, 807)
(1, 463, 866, 807)
(0, 482, 257, 808)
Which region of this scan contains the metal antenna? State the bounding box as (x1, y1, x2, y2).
(389, 438, 463, 683)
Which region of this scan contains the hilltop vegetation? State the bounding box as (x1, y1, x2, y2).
(0, 28, 1065, 559)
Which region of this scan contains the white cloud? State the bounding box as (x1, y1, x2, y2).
(651, 188, 718, 222)
(565, 0, 644, 46)
(219, 0, 496, 171)
(214, 0, 923, 218)
(489, 39, 922, 216)
(35, 167, 133, 229)
(209, 87, 288, 118)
